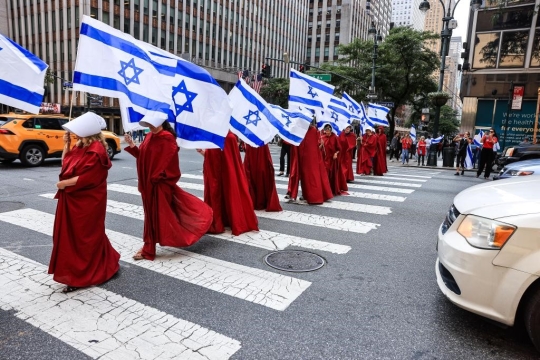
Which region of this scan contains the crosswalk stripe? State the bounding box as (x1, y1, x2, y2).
(0, 247, 242, 360)
(181, 174, 399, 209)
(0, 208, 311, 311)
(349, 178, 421, 188)
(378, 176, 427, 183)
(267, 175, 414, 194)
(39, 193, 351, 255)
(105, 184, 381, 233)
(363, 173, 431, 179)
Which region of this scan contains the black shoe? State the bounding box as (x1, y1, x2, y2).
(278, 172, 284, 176)
(285, 174, 290, 177)
(461, 170, 465, 175)
(454, 172, 460, 176)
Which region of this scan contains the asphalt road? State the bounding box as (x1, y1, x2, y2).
(0, 145, 538, 360)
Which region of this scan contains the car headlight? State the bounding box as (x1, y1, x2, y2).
(507, 170, 534, 176)
(457, 215, 516, 249)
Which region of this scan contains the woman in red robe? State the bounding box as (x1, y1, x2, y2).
(50, 113, 120, 293)
(287, 123, 333, 204)
(198, 132, 259, 235)
(243, 144, 282, 212)
(356, 128, 377, 175)
(125, 120, 213, 261)
(338, 125, 356, 183)
(373, 126, 388, 176)
(321, 124, 344, 196)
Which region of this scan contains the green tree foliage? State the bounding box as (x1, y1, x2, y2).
(259, 78, 289, 108)
(321, 26, 440, 135)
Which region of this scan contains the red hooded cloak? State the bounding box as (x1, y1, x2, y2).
(321, 131, 345, 195)
(339, 130, 356, 182)
(373, 128, 388, 175)
(244, 144, 282, 212)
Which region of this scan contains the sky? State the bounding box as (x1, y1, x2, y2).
(450, 0, 472, 43)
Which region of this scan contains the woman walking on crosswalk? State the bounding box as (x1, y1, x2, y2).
(125, 118, 213, 261)
(50, 112, 120, 293)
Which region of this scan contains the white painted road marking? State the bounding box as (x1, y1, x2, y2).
(0, 208, 311, 311)
(105, 184, 380, 234)
(366, 176, 427, 183)
(0, 247, 241, 360)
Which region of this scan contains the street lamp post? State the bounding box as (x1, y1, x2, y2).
(367, 22, 383, 100)
(419, 0, 481, 166)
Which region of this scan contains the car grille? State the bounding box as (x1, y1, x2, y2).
(441, 204, 460, 235)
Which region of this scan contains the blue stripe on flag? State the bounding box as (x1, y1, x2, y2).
(369, 103, 390, 113)
(126, 107, 145, 123)
(229, 116, 265, 147)
(289, 111, 313, 123)
(342, 93, 360, 112)
(290, 71, 334, 94)
(288, 95, 323, 108)
(0, 78, 43, 107)
(3, 35, 48, 72)
(175, 122, 226, 148)
(327, 104, 351, 119)
(74, 71, 170, 114)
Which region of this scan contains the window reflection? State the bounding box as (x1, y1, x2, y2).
(476, 5, 534, 32)
(531, 29, 540, 67)
(473, 33, 500, 68)
(499, 30, 529, 67)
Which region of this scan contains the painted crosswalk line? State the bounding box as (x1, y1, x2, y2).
(177, 180, 406, 203)
(0, 208, 311, 311)
(0, 247, 241, 360)
(376, 176, 427, 183)
(347, 178, 421, 188)
(40, 193, 351, 255)
(364, 173, 431, 179)
(105, 184, 380, 233)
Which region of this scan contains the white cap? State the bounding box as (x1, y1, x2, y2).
(62, 112, 104, 137)
(139, 116, 166, 128)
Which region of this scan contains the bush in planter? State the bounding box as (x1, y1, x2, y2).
(428, 91, 450, 107)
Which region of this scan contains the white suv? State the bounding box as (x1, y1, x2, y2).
(436, 178, 540, 352)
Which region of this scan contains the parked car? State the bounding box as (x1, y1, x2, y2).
(0, 114, 121, 166)
(493, 159, 540, 180)
(437, 178, 540, 352)
(496, 143, 540, 169)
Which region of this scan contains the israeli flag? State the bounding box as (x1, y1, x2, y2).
(341, 92, 362, 121)
(357, 102, 375, 135)
(431, 135, 444, 144)
(473, 130, 484, 147)
(318, 96, 352, 135)
(229, 79, 279, 147)
(0, 34, 48, 114)
(410, 124, 417, 142)
(465, 145, 474, 169)
(269, 105, 312, 146)
(367, 103, 390, 127)
(289, 69, 334, 119)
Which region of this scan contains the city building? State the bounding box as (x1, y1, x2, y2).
(460, 0, 540, 148)
(391, 0, 425, 30)
(0, 0, 8, 35)
(366, 0, 393, 36)
(423, 0, 454, 54)
(446, 36, 462, 111)
(3, 0, 309, 132)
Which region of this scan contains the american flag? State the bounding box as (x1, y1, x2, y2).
(251, 74, 263, 94)
(245, 75, 251, 85)
(237, 70, 243, 80)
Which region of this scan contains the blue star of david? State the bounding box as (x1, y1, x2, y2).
(118, 58, 144, 86)
(0, 47, 3, 51)
(281, 113, 292, 127)
(349, 105, 355, 112)
(244, 109, 261, 126)
(307, 86, 318, 99)
(331, 111, 338, 122)
(172, 80, 198, 116)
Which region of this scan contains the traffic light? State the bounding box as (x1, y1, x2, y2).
(299, 65, 305, 73)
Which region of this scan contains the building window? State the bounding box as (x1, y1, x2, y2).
(307, 48, 311, 57)
(472, 32, 499, 69)
(530, 29, 540, 67)
(144, 0, 149, 15)
(498, 30, 529, 68)
(324, 47, 329, 56)
(315, 48, 320, 56)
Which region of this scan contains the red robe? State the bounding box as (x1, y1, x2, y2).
(356, 133, 377, 175)
(125, 130, 213, 260)
(203, 132, 259, 235)
(339, 131, 356, 182)
(49, 142, 120, 287)
(287, 145, 300, 200)
(373, 132, 388, 176)
(244, 144, 282, 212)
(287, 126, 333, 204)
(321, 132, 345, 196)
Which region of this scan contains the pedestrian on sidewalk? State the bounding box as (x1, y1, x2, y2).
(417, 136, 427, 166)
(454, 132, 471, 176)
(401, 134, 412, 165)
(277, 138, 290, 176)
(389, 131, 400, 162)
(125, 118, 213, 261)
(50, 112, 120, 293)
(476, 128, 498, 179)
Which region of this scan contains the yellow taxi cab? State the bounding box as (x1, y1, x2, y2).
(0, 113, 121, 166)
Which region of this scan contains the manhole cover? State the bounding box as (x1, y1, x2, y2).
(264, 250, 325, 272)
(0, 201, 25, 213)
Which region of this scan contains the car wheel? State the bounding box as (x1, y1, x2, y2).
(524, 286, 540, 352)
(20, 145, 45, 167)
(106, 141, 115, 160)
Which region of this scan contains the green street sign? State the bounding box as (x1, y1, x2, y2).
(310, 74, 331, 82)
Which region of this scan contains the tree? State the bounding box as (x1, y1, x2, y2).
(259, 78, 289, 108)
(320, 26, 439, 136)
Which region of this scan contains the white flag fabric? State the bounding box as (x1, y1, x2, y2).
(74, 16, 232, 149)
(288, 69, 334, 120)
(341, 92, 362, 121)
(269, 105, 312, 146)
(229, 79, 279, 147)
(0, 34, 48, 114)
(410, 124, 417, 142)
(318, 96, 351, 135)
(465, 145, 474, 169)
(357, 102, 375, 135)
(367, 103, 390, 127)
(473, 130, 484, 147)
(119, 99, 148, 132)
(431, 135, 444, 144)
